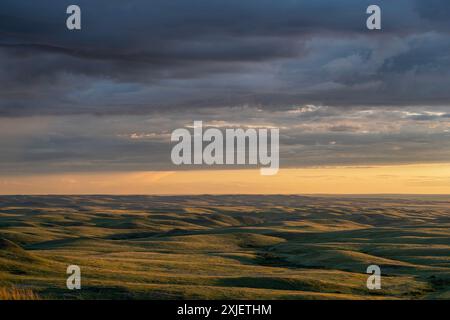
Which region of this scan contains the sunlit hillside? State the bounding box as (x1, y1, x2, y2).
(0, 195, 449, 299)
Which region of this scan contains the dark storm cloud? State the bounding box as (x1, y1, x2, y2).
(1, 1, 450, 174)
(1, 0, 450, 116)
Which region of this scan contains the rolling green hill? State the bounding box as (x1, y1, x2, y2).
(0, 195, 449, 299)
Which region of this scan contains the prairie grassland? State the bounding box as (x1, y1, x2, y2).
(0, 286, 40, 300)
(0, 195, 449, 300)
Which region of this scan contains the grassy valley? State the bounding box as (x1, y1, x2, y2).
(0, 195, 449, 299)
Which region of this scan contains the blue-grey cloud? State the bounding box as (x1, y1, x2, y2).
(1, 0, 450, 116)
(1, 1, 450, 174)
(0, 106, 449, 174)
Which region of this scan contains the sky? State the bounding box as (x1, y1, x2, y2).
(1, 0, 450, 194)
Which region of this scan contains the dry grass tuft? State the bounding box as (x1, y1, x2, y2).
(0, 287, 40, 300)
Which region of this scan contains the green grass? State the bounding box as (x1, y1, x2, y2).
(0, 195, 449, 299)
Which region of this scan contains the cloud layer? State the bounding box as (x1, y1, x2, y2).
(1, 0, 450, 116)
(0, 1, 450, 174)
(0, 106, 449, 174)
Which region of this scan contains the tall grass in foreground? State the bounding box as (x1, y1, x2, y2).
(0, 287, 40, 300)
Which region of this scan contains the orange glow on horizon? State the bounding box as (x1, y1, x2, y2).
(1, 163, 450, 195)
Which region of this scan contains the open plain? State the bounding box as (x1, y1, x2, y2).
(0, 195, 449, 299)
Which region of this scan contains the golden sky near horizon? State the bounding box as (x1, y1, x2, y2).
(1, 163, 449, 195)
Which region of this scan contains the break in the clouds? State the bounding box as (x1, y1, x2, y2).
(0, 106, 449, 174)
(1, 1, 450, 174)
